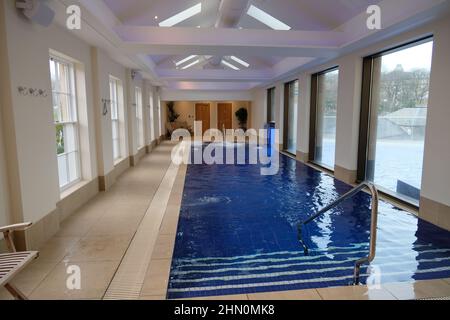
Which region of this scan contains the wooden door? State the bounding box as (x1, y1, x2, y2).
(195, 103, 211, 134)
(217, 103, 232, 132)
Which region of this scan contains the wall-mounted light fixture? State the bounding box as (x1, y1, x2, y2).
(16, 0, 55, 27)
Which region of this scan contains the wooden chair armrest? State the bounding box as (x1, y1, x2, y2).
(0, 222, 33, 234)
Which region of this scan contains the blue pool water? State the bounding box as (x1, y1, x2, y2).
(167, 143, 450, 299)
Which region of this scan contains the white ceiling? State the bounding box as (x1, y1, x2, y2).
(56, 0, 450, 91)
(103, 0, 382, 30)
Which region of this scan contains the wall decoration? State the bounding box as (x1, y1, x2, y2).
(17, 86, 48, 97)
(102, 99, 111, 116)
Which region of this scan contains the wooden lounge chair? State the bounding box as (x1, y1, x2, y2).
(0, 222, 38, 300)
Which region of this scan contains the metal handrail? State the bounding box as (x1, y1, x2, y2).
(297, 182, 379, 285)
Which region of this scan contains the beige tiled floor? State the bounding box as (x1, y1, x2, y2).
(2, 141, 450, 301)
(316, 285, 397, 300)
(140, 258, 172, 297)
(1, 142, 175, 300)
(382, 279, 450, 300)
(247, 289, 322, 300)
(29, 261, 119, 300)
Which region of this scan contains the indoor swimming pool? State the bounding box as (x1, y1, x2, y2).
(167, 144, 450, 299)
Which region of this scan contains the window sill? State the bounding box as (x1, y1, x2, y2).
(114, 157, 125, 166)
(60, 180, 89, 201)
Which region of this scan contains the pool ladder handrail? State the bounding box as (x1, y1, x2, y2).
(297, 181, 379, 285)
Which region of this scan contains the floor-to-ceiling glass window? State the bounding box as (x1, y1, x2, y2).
(311, 68, 339, 169)
(358, 39, 433, 204)
(267, 87, 275, 123)
(283, 80, 299, 154)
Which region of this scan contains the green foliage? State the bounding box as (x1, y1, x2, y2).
(235, 108, 248, 126)
(378, 66, 430, 115)
(167, 101, 180, 122)
(320, 71, 339, 116)
(56, 124, 64, 155)
(319, 66, 430, 117)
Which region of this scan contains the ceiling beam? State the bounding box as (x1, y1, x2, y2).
(158, 68, 273, 82)
(115, 26, 345, 57)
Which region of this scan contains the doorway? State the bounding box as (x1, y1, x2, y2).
(217, 103, 232, 133)
(195, 103, 211, 135)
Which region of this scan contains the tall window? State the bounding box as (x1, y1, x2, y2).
(50, 55, 81, 190)
(283, 80, 299, 154)
(149, 90, 155, 141)
(135, 87, 144, 148)
(358, 39, 433, 204)
(267, 87, 275, 123)
(110, 77, 122, 161)
(310, 68, 339, 170)
(158, 96, 162, 137)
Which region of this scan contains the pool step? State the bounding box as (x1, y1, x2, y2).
(168, 243, 450, 299)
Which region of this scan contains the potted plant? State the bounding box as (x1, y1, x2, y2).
(167, 101, 179, 123)
(235, 107, 248, 131)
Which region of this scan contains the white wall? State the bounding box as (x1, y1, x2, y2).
(0, 1, 159, 228)
(0, 100, 11, 229)
(127, 72, 145, 156)
(148, 85, 158, 142)
(143, 80, 155, 145)
(93, 48, 129, 174)
(251, 88, 267, 131)
(334, 54, 362, 171)
(1, 0, 97, 222)
(421, 17, 450, 207)
(297, 73, 311, 155)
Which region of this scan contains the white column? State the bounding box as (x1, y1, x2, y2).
(420, 17, 450, 229)
(334, 54, 362, 182)
(297, 73, 311, 160)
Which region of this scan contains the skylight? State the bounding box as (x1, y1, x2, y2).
(230, 56, 250, 68)
(221, 60, 240, 70)
(175, 55, 198, 67)
(181, 59, 200, 70)
(246, 5, 291, 30)
(159, 3, 202, 27)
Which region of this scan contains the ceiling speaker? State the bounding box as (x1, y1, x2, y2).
(16, 0, 55, 27)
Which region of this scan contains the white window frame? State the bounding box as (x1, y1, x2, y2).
(109, 76, 122, 162)
(158, 96, 162, 137)
(50, 55, 81, 191)
(149, 91, 155, 141)
(135, 87, 144, 149)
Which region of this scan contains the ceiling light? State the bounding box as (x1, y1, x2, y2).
(230, 56, 250, 68)
(246, 5, 291, 30)
(175, 55, 198, 67)
(159, 3, 202, 27)
(181, 59, 200, 70)
(221, 60, 240, 70)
